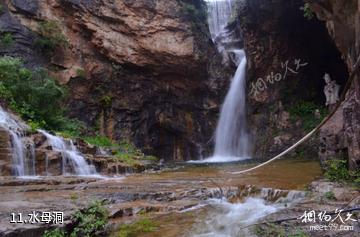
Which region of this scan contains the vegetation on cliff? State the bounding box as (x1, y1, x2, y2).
(287, 101, 327, 132)
(300, 3, 314, 20)
(324, 159, 360, 187)
(83, 135, 158, 165)
(0, 56, 154, 165)
(35, 20, 68, 54)
(0, 56, 71, 130)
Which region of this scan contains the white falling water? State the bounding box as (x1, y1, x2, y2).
(196, 0, 250, 163)
(190, 191, 305, 237)
(213, 49, 249, 159)
(191, 198, 279, 237)
(39, 130, 97, 176)
(207, 0, 234, 41)
(0, 106, 28, 176)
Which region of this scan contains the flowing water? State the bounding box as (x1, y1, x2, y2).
(0, 106, 31, 176)
(38, 130, 97, 176)
(207, 0, 234, 41)
(111, 159, 321, 237)
(181, 2, 317, 235)
(0, 106, 97, 177)
(199, 0, 250, 162)
(213, 50, 249, 160)
(0, 156, 322, 236)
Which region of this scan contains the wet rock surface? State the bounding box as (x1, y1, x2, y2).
(310, 0, 360, 170)
(258, 180, 360, 237)
(0, 159, 322, 236)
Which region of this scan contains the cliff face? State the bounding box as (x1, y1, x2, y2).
(1, 0, 229, 161)
(310, 0, 360, 170)
(237, 0, 359, 170)
(237, 0, 348, 160)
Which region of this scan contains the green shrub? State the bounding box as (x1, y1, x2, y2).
(42, 201, 108, 237)
(43, 229, 66, 237)
(70, 193, 79, 201)
(35, 20, 68, 54)
(0, 56, 83, 132)
(100, 95, 112, 108)
(83, 135, 157, 165)
(84, 135, 114, 147)
(0, 57, 64, 129)
(144, 155, 158, 161)
(289, 101, 318, 116)
(288, 101, 327, 131)
(70, 201, 108, 237)
(324, 159, 360, 187)
(300, 3, 314, 20)
(1, 32, 14, 47)
(323, 191, 336, 200)
(118, 140, 141, 155)
(57, 120, 85, 138)
(76, 68, 86, 78)
(28, 120, 46, 132)
(324, 159, 350, 181)
(114, 140, 143, 165)
(114, 151, 138, 165)
(117, 218, 157, 237)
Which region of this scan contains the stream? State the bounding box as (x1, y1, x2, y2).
(0, 158, 322, 236)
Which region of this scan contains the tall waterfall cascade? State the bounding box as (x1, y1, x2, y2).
(204, 0, 250, 162)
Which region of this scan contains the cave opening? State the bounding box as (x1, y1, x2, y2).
(278, 2, 349, 108)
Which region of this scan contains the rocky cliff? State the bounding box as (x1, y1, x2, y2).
(0, 0, 231, 161)
(237, 0, 349, 161)
(309, 0, 360, 171)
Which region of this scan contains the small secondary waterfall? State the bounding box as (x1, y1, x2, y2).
(0, 106, 97, 177)
(0, 106, 32, 176)
(204, 0, 250, 162)
(39, 130, 97, 176)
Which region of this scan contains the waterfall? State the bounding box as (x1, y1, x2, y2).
(203, 0, 250, 162)
(214, 50, 249, 159)
(0, 106, 28, 176)
(207, 0, 234, 41)
(38, 130, 97, 176)
(0, 106, 97, 177)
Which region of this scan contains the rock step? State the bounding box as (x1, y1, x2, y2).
(0, 142, 10, 147)
(0, 148, 12, 153)
(0, 153, 11, 159)
(0, 138, 10, 143)
(0, 129, 11, 161)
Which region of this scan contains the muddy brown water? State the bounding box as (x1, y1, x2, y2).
(0, 158, 322, 237)
(112, 158, 322, 237)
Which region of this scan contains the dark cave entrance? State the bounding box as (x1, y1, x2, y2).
(278, 2, 349, 107)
